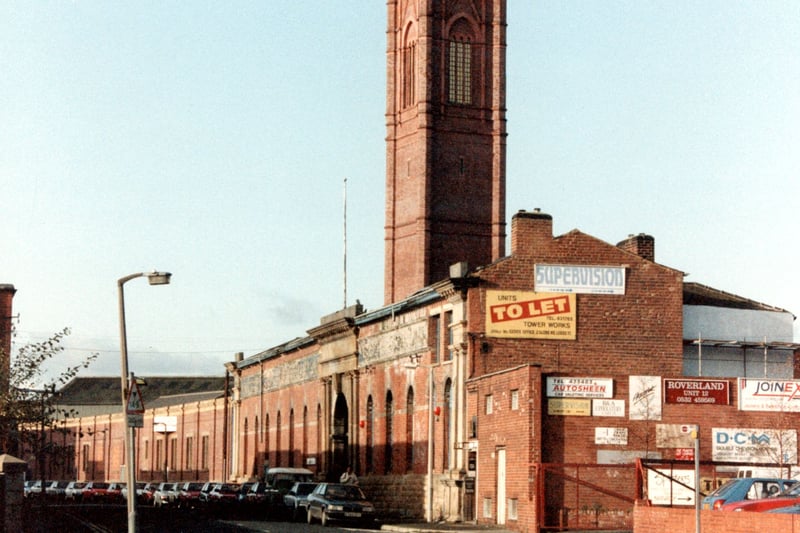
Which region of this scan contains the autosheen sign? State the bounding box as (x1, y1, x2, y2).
(535, 264, 626, 295)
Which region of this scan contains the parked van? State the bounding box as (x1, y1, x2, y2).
(263, 467, 314, 515)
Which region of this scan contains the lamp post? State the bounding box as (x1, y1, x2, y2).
(118, 271, 171, 533)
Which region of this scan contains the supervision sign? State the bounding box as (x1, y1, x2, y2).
(535, 264, 626, 295)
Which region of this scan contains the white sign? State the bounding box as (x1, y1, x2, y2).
(592, 399, 625, 417)
(535, 264, 626, 295)
(546, 377, 613, 398)
(629, 376, 662, 420)
(154, 415, 178, 433)
(712, 427, 798, 464)
(127, 414, 143, 428)
(595, 427, 628, 445)
(647, 469, 696, 506)
(738, 378, 800, 412)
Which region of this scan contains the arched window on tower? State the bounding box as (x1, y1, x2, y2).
(401, 23, 416, 109)
(448, 19, 473, 105)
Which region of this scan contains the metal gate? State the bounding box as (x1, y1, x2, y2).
(535, 463, 636, 531)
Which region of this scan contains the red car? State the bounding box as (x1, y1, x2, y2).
(81, 482, 112, 502)
(722, 481, 800, 512)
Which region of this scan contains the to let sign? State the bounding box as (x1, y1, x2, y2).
(664, 379, 730, 405)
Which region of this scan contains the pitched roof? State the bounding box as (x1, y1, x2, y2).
(56, 376, 225, 406)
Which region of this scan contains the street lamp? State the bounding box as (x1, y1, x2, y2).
(118, 271, 171, 533)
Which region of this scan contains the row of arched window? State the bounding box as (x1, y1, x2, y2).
(246, 378, 454, 477)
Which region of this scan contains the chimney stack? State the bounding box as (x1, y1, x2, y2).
(511, 209, 553, 256)
(0, 284, 17, 393)
(617, 234, 655, 262)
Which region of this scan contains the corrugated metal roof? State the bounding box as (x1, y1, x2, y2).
(684, 282, 794, 316)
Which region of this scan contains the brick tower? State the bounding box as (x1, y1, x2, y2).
(384, 0, 507, 304)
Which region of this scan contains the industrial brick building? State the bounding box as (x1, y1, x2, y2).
(15, 2, 800, 532)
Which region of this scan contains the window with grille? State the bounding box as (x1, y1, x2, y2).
(448, 38, 472, 104)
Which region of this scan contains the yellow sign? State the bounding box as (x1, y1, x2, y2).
(486, 290, 576, 339)
(548, 398, 591, 416)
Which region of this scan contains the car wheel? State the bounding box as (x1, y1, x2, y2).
(321, 509, 329, 527)
(307, 507, 314, 524)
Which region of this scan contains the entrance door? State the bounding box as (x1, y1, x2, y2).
(497, 448, 506, 525)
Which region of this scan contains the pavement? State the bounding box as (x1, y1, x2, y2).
(380, 522, 515, 533)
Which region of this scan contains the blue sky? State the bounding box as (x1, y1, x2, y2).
(2, 2, 798, 379)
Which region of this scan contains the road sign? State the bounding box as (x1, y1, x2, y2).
(126, 380, 145, 414)
(127, 413, 143, 428)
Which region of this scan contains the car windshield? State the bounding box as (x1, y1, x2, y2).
(707, 479, 741, 498)
(296, 483, 316, 496)
(326, 485, 365, 500)
(780, 483, 800, 497)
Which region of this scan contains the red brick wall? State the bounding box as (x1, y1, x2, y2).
(634, 503, 800, 533)
(468, 364, 542, 528)
(471, 211, 684, 378)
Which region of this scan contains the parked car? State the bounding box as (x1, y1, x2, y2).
(25, 480, 48, 498)
(205, 483, 240, 505)
(81, 482, 112, 503)
(152, 482, 179, 507)
(121, 482, 147, 502)
(45, 480, 70, 500)
(198, 481, 217, 504)
(306, 482, 377, 527)
(139, 482, 157, 505)
(177, 481, 206, 509)
(64, 481, 87, 501)
(702, 477, 796, 510)
(722, 480, 800, 512)
(284, 482, 318, 521)
(106, 483, 125, 503)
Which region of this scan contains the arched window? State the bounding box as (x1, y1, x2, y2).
(443, 379, 453, 470)
(401, 23, 416, 109)
(406, 386, 415, 471)
(316, 404, 322, 469)
(448, 19, 473, 105)
(289, 408, 295, 467)
(276, 411, 282, 467)
(385, 390, 394, 475)
(303, 406, 308, 467)
(366, 395, 374, 473)
(264, 413, 270, 467)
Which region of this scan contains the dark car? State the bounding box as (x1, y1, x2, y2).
(306, 482, 377, 527)
(177, 481, 206, 509)
(206, 483, 240, 505)
(284, 482, 318, 521)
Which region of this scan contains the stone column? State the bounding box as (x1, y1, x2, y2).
(0, 454, 27, 531)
